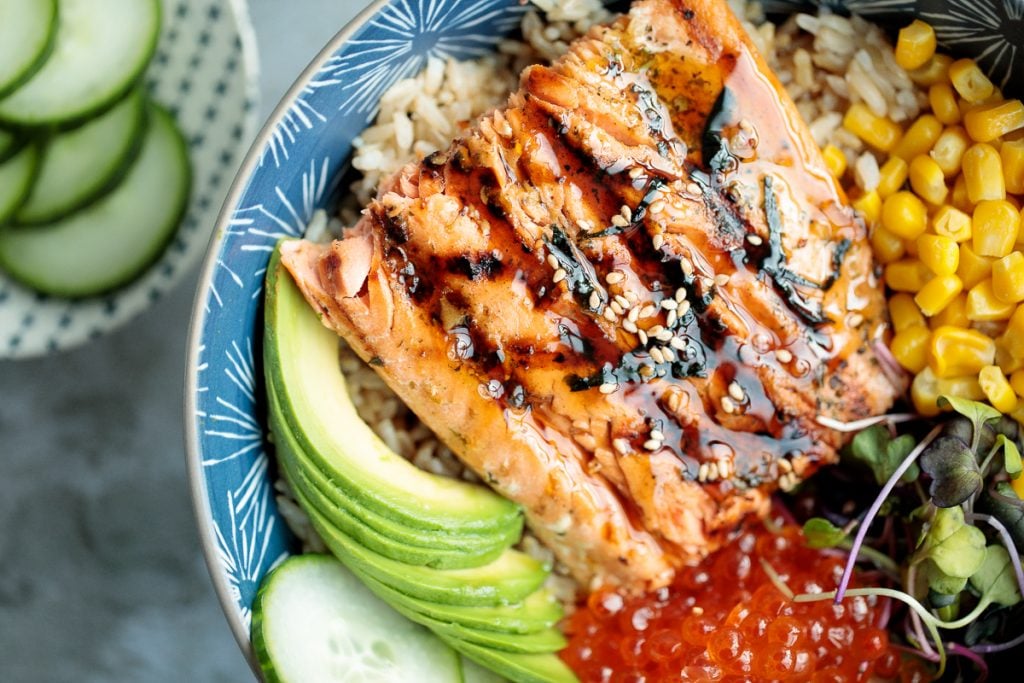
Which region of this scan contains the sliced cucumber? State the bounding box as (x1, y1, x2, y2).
(16, 88, 146, 224)
(0, 143, 39, 224)
(0, 103, 189, 297)
(0, 0, 57, 99)
(264, 247, 522, 535)
(0, 0, 160, 126)
(439, 637, 579, 683)
(251, 554, 462, 683)
(0, 128, 18, 162)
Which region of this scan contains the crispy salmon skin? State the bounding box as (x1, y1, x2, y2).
(280, 0, 903, 592)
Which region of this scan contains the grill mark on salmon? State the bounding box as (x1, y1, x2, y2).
(280, 0, 904, 592)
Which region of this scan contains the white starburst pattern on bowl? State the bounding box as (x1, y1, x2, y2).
(202, 339, 262, 467)
(922, 0, 1021, 89)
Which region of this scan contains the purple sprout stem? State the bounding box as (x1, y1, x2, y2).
(905, 562, 936, 658)
(946, 643, 989, 681)
(834, 425, 943, 604)
(974, 629, 1024, 655)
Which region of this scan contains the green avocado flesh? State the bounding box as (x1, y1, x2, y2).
(263, 246, 522, 535)
(440, 636, 579, 683)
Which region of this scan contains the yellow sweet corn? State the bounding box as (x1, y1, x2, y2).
(932, 205, 972, 242)
(929, 325, 996, 377)
(822, 144, 847, 178)
(1002, 139, 1024, 195)
(886, 259, 932, 292)
(979, 365, 1018, 412)
(1002, 306, 1024, 360)
(1011, 369, 1024, 397)
(967, 279, 1016, 320)
(853, 190, 882, 226)
(909, 154, 949, 205)
(930, 83, 961, 125)
(929, 126, 970, 177)
(973, 200, 1020, 257)
(949, 58, 995, 104)
(997, 338, 1024, 374)
(877, 158, 909, 199)
(882, 191, 928, 239)
(843, 103, 902, 152)
(930, 293, 970, 329)
(951, 175, 974, 213)
(895, 20, 936, 70)
(915, 274, 963, 315)
(962, 143, 1006, 203)
(913, 367, 986, 415)
(871, 225, 905, 263)
(892, 115, 943, 161)
(917, 234, 960, 275)
(993, 251, 1024, 303)
(957, 243, 994, 288)
(891, 325, 931, 372)
(964, 99, 1024, 143)
(889, 292, 927, 331)
(909, 54, 953, 87)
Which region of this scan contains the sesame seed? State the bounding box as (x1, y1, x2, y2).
(648, 325, 665, 337)
(638, 329, 649, 345)
(606, 271, 624, 285)
(661, 298, 678, 310)
(718, 458, 731, 478)
(778, 458, 793, 473)
(623, 319, 639, 334)
(640, 305, 658, 319)
(848, 313, 865, 328)
(698, 463, 709, 482)
(638, 364, 655, 377)
(621, 205, 632, 221)
(652, 234, 665, 250)
(692, 606, 704, 616)
(714, 274, 731, 287)
(656, 329, 673, 343)
(614, 294, 630, 309)
(666, 310, 678, 328)
(643, 438, 662, 451)
(599, 382, 618, 394)
(728, 381, 745, 402)
(776, 348, 793, 363)
(669, 336, 688, 351)
(610, 300, 624, 315)
(572, 419, 590, 431)
(613, 438, 631, 455)
(747, 234, 763, 246)
(547, 254, 559, 269)
(628, 306, 640, 323)
(603, 307, 617, 322)
(680, 259, 694, 276)
(611, 214, 628, 228)
(578, 219, 594, 232)
(624, 290, 639, 304)
(553, 268, 567, 284)
(675, 287, 687, 302)
(701, 276, 715, 290)
(708, 462, 720, 481)
(721, 396, 737, 414)
(649, 199, 666, 214)
(676, 300, 691, 317)
(686, 181, 702, 195)
(666, 391, 682, 413)
(661, 347, 676, 362)
(589, 290, 600, 309)
(629, 166, 643, 179)
(650, 347, 665, 363)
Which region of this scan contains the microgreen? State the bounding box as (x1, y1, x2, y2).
(968, 545, 1022, 609)
(802, 517, 846, 549)
(919, 436, 983, 508)
(998, 435, 1021, 479)
(913, 506, 986, 583)
(937, 396, 1001, 452)
(977, 483, 1024, 550)
(846, 424, 919, 485)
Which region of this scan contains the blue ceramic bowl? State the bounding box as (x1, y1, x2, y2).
(184, 0, 1021, 671)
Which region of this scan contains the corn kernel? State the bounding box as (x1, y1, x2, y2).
(917, 234, 960, 275)
(939, 374, 987, 401)
(957, 243, 994, 288)
(1010, 369, 1024, 397)
(973, 200, 1020, 257)
(930, 126, 970, 177)
(843, 103, 902, 153)
(967, 279, 1017, 320)
(895, 20, 936, 70)
(892, 115, 943, 161)
(1015, 469, 1024, 495)
(909, 155, 949, 205)
(951, 175, 974, 213)
(915, 274, 963, 315)
(1001, 306, 1024, 360)
(992, 252, 1024, 303)
(871, 225, 905, 264)
(997, 338, 1024, 374)
(979, 365, 1018, 412)
(821, 144, 847, 178)
(930, 293, 970, 329)
(929, 325, 996, 377)
(929, 83, 961, 125)
(1002, 139, 1024, 195)
(853, 190, 882, 226)
(909, 54, 952, 87)
(886, 259, 932, 292)
(889, 292, 927, 331)
(912, 367, 943, 416)
(932, 205, 972, 242)
(890, 325, 931, 372)
(949, 59, 995, 104)
(882, 191, 928, 239)
(964, 99, 1024, 143)
(905, 235, 920, 257)
(963, 143, 1006, 203)
(877, 157, 909, 198)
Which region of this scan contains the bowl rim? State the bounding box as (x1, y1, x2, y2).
(183, 0, 393, 672)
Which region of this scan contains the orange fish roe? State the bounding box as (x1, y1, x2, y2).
(561, 523, 902, 682)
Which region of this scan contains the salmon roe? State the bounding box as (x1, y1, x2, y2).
(561, 523, 903, 682)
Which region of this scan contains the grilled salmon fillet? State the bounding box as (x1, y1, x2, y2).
(280, 0, 904, 592)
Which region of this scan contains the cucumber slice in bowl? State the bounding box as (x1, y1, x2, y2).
(0, 0, 57, 99)
(0, 0, 160, 126)
(0, 143, 40, 225)
(16, 88, 146, 224)
(0, 128, 18, 162)
(0, 103, 189, 297)
(251, 554, 462, 683)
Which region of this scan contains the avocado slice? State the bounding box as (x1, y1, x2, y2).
(268, 382, 520, 565)
(440, 636, 579, 683)
(263, 244, 522, 535)
(296, 481, 548, 606)
(350, 568, 564, 635)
